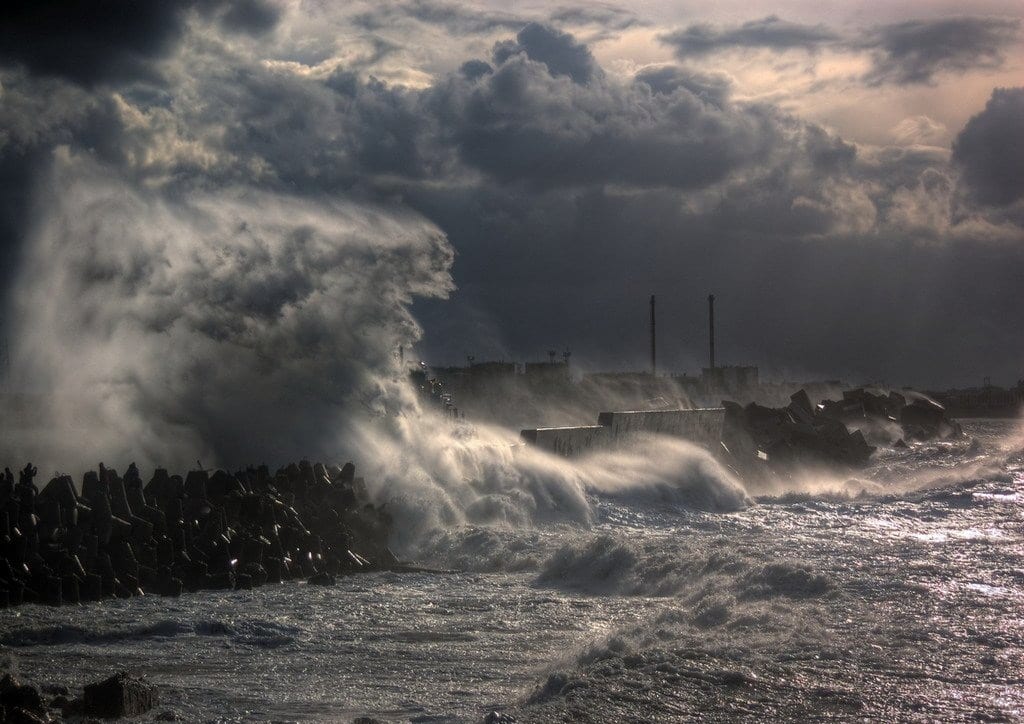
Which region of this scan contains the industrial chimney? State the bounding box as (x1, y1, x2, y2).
(708, 293, 715, 370)
(649, 294, 656, 376)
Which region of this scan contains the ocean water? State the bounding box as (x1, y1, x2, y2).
(2, 419, 1022, 722)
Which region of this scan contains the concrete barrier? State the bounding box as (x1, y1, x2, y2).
(520, 425, 611, 457)
(521, 408, 725, 457)
(596, 408, 725, 449)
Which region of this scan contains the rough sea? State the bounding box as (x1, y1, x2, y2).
(2, 419, 1022, 722)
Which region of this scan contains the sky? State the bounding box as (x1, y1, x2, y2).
(0, 0, 1022, 397)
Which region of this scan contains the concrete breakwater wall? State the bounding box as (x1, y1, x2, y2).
(522, 408, 725, 457)
(520, 425, 611, 457)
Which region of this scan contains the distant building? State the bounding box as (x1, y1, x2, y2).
(581, 371, 656, 391)
(927, 379, 1024, 417)
(524, 360, 570, 389)
(700, 365, 759, 392)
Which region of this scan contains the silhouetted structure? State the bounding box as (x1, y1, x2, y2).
(926, 379, 1024, 417)
(701, 364, 760, 393)
(708, 293, 715, 370)
(649, 294, 657, 376)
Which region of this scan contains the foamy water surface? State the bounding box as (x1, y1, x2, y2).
(2, 420, 1022, 722)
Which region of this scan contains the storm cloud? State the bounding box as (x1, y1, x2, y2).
(659, 14, 1020, 87)
(859, 17, 1020, 86)
(952, 87, 1024, 207)
(660, 16, 839, 57)
(492, 23, 600, 84)
(0, 0, 281, 86)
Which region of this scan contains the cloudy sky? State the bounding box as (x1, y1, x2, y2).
(1, 0, 1022, 394)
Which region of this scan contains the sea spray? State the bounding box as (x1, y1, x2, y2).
(2, 150, 453, 473)
(352, 408, 750, 564)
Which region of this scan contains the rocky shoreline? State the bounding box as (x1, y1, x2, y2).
(0, 459, 394, 608)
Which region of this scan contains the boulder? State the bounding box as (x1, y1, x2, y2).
(5, 708, 47, 724)
(0, 674, 46, 718)
(83, 671, 158, 719)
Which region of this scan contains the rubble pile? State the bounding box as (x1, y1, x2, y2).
(720, 387, 964, 476)
(721, 390, 876, 475)
(818, 388, 963, 444)
(0, 459, 394, 608)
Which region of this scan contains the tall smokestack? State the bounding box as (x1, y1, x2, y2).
(708, 293, 715, 370)
(649, 294, 656, 376)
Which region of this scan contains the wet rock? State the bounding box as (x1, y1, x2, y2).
(901, 396, 962, 440)
(50, 694, 71, 710)
(1, 674, 46, 718)
(5, 707, 47, 724)
(722, 390, 877, 476)
(483, 711, 517, 723)
(820, 388, 961, 444)
(83, 671, 158, 719)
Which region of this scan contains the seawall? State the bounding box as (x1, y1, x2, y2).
(522, 408, 725, 457)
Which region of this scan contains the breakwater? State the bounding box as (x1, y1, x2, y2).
(0, 460, 392, 608)
(521, 408, 726, 457)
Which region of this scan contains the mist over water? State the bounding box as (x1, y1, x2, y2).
(2, 150, 453, 473)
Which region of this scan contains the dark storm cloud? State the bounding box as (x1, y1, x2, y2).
(218, 0, 281, 35)
(548, 5, 643, 41)
(659, 15, 1019, 87)
(0, 1, 281, 86)
(660, 16, 840, 57)
(352, 0, 524, 34)
(163, 22, 783, 197)
(634, 66, 732, 108)
(952, 87, 1024, 207)
(859, 17, 1020, 85)
(209, 66, 438, 190)
(492, 23, 599, 84)
(459, 60, 494, 80)
(549, 5, 641, 32)
(426, 40, 789, 190)
(0, 1, 186, 85)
